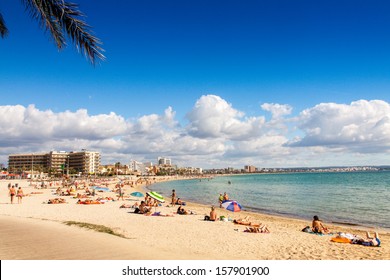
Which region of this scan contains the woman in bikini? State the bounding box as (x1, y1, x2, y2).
(16, 187, 24, 204)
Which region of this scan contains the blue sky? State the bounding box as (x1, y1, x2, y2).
(1, 0, 390, 168)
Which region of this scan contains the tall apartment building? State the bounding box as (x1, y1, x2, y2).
(8, 153, 48, 173)
(68, 150, 100, 174)
(48, 151, 69, 173)
(244, 165, 257, 173)
(8, 150, 100, 175)
(129, 160, 145, 173)
(158, 157, 171, 166)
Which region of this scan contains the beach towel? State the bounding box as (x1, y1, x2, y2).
(331, 236, 352, 243)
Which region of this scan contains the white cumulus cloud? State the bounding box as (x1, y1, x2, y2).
(261, 103, 293, 119)
(186, 95, 266, 140)
(1, 97, 390, 168)
(288, 100, 390, 152)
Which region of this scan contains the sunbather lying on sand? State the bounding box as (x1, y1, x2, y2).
(332, 232, 381, 247)
(74, 193, 90, 198)
(151, 212, 174, 217)
(244, 224, 270, 233)
(120, 202, 138, 209)
(77, 199, 104, 204)
(177, 206, 196, 215)
(233, 218, 261, 227)
(120, 204, 133, 208)
(352, 232, 381, 247)
(47, 198, 66, 204)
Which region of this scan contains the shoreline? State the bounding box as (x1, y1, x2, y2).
(145, 180, 389, 233)
(1, 177, 389, 260)
(146, 175, 390, 232)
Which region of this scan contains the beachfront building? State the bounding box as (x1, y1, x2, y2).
(177, 167, 203, 175)
(244, 165, 257, 173)
(158, 157, 171, 166)
(8, 150, 101, 176)
(47, 151, 69, 174)
(68, 150, 100, 175)
(8, 153, 48, 174)
(129, 160, 146, 174)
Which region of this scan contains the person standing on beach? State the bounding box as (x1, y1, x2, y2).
(17, 187, 24, 204)
(9, 185, 16, 204)
(223, 192, 229, 201)
(218, 193, 224, 208)
(118, 186, 124, 201)
(171, 189, 176, 206)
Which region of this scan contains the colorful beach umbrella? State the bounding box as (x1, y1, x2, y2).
(130, 191, 144, 197)
(221, 200, 242, 212)
(147, 191, 165, 203)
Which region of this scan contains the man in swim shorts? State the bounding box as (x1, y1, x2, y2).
(9, 185, 16, 204)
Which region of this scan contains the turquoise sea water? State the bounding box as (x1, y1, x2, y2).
(149, 171, 390, 229)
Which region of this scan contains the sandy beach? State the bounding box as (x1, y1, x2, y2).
(0, 178, 389, 260)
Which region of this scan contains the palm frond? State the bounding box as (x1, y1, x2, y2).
(56, 2, 106, 64)
(0, 12, 9, 38)
(22, 0, 65, 48)
(21, 0, 105, 65)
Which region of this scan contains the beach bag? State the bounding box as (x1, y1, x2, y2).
(302, 226, 312, 233)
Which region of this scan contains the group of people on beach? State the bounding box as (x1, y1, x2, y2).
(170, 189, 186, 206)
(133, 201, 152, 214)
(8, 183, 24, 204)
(4, 178, 382, 245)
(218, 192, 229, 208)
(308, 215, 381, 247)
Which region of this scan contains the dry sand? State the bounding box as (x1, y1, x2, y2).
(1, 178, 389, 260)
